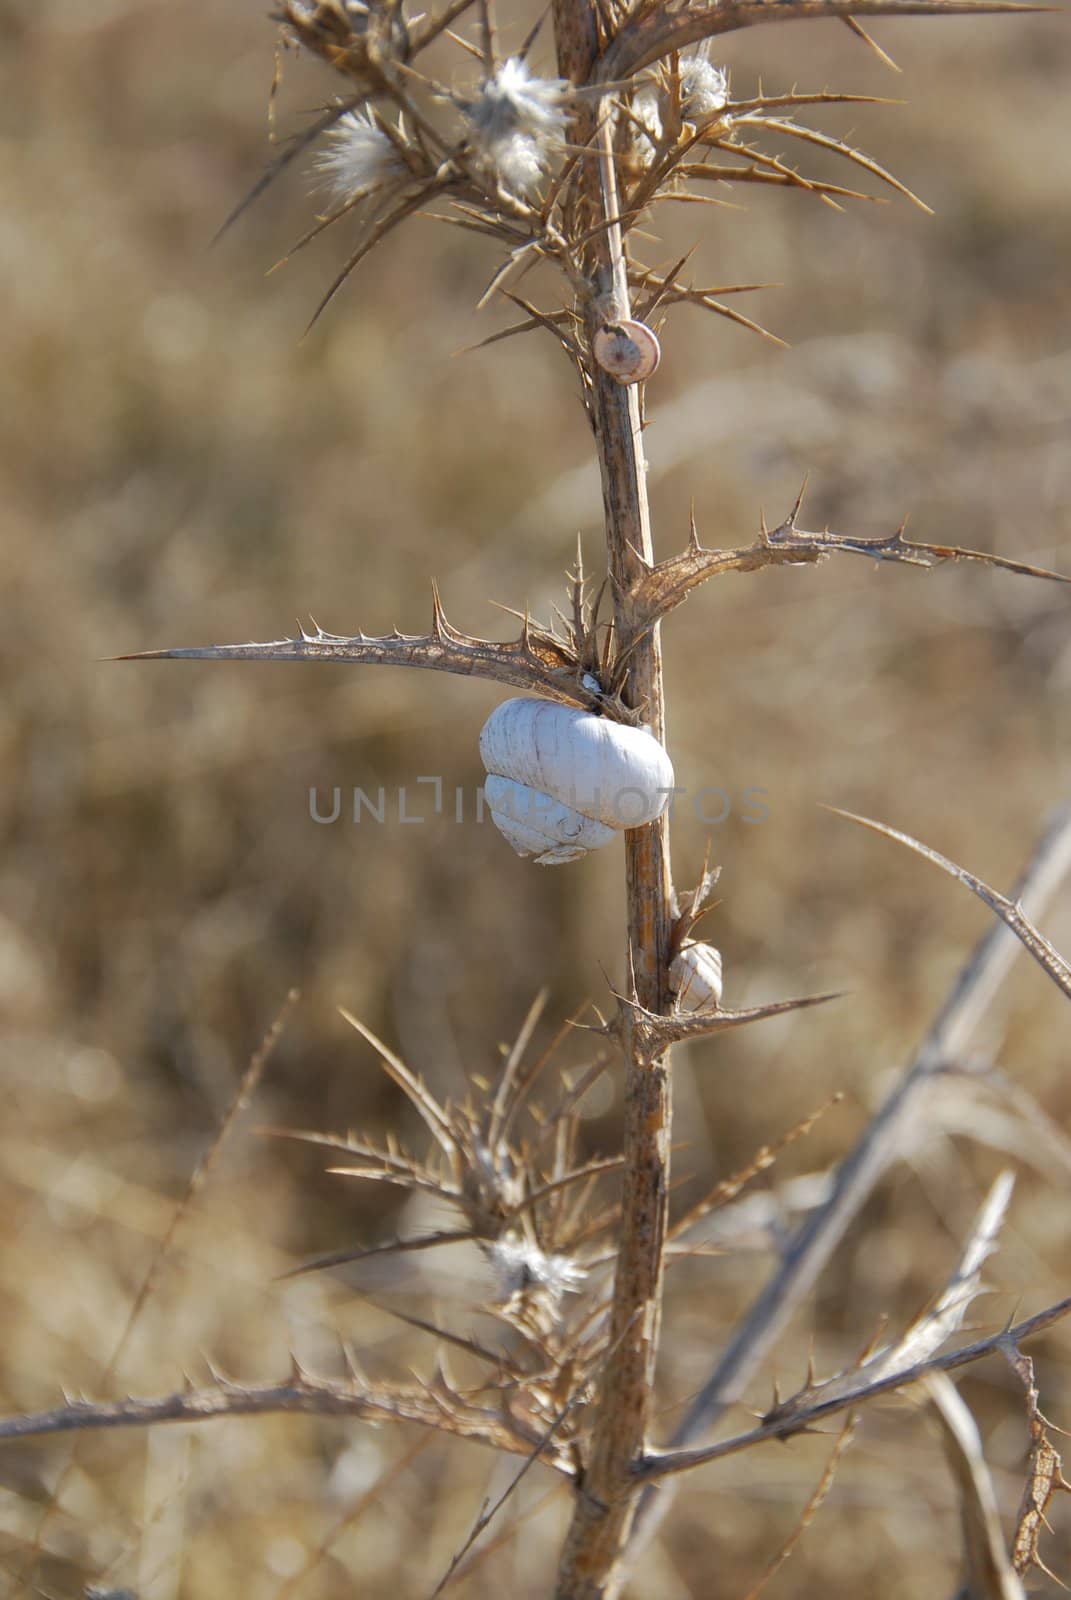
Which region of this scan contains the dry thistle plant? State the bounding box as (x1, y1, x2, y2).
(6, 1, 1071, 1596)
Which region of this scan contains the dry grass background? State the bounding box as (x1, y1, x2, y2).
(2, 1, 1071, 1595)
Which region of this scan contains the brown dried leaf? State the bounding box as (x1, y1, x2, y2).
(1003, 1345, 1071, 1585)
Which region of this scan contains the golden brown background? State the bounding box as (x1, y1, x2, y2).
(2, 1, 1070, 1594)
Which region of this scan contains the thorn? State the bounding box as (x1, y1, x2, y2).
(1001, 1297, 1023, 1335)
(789, 475, 809, 525)
(688, 502, 701, 551)
(431, 580, 447, 638)
(841, 16, 902, 72)
(203, 1353, 233, 1390)
(340, 1339, 367, 1385)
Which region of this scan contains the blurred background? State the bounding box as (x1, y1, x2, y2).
(1, 1, 1070, 1594)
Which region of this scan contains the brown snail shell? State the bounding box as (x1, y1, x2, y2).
(592, 319, 661, 385)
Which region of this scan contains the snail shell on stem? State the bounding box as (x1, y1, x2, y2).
(592, 319, 661, 385)
(480, 697, 674, 866)
(669, 941, 724, 1013)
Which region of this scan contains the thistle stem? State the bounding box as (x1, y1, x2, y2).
(552, 8, 675, 1594)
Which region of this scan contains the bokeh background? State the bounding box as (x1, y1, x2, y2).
(2, 1, 1070, 1595)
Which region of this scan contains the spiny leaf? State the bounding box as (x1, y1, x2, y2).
(612, 988, 843, 1063)
(117, 594, 606, 713)
(623, 500, 1069, 650)
(278, 1229, 476, 1281)
(827, 808, 1071, 1002)
(603, 0, 1045, 81)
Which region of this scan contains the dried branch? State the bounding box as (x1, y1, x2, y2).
(0, 1369, 570, 1467)
(636, 1295, 1071, 1480)
(927, 1372, 1025, 1600)
(10, 1299, 1062, 1472)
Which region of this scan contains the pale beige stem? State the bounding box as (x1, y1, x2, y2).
(552, 5, 675, 1595)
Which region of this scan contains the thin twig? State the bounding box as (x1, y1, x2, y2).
(636, 1296, 1071, 1479)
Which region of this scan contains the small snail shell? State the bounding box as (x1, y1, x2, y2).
(592, 319, 661, 386)
(669, 941, 724, 1013)
(480, 697, 674, 865)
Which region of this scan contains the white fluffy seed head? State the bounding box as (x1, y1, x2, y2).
(489, 1234, 587, 1303)
(629, 88, 663, 169)
(680, 56, 729, 120)
(315, 110, 402, 202)
(464, 57, 570, 194)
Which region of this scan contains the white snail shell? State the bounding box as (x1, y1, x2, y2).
(480, 697, 674, 865)
(483, 775, 619, 865)
(592, 319, 661, 385)
(669, 941, 724, 1013)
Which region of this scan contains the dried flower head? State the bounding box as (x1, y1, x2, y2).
(462, 56, 571, 195)
(314, 109, 403, 202)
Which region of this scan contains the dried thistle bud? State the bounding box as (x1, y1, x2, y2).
(461, 57, 570, 196)
(314, 110, 404, 201)
(592, 319, 662, 385)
